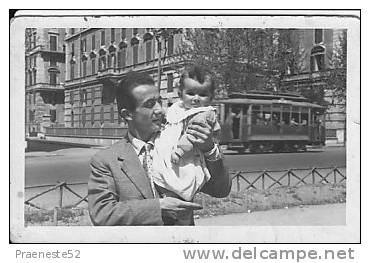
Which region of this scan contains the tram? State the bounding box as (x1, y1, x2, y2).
(214, 91, 326, 153)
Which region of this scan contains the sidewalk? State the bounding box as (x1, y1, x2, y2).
(195, 203, 345, 226)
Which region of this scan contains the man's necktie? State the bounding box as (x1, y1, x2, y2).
(142, 143, 156, 198)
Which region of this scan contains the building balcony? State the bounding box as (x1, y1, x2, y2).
(26, 83, 65, 92)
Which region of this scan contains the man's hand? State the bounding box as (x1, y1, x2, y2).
(186, 121, 214, 153)
(159, 197, 203, 220)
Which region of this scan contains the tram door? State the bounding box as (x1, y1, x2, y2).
(223, 104, 243, 140)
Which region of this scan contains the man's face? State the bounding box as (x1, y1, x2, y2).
(181, 78, 212, 109)
(130, 84, 164, 138)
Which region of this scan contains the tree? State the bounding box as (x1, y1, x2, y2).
(327, 30, 347, 107)
(178, 28, 302, 97)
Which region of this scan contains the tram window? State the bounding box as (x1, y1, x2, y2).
(282, 112, 290, 125)
(301, 107, 308, 125)
(291, 112, 299, 125)
(262, 105, 271, 125)
(282, 106, 290, 125)
(252, 105, 261, 124)
(301, 113, 308, 125)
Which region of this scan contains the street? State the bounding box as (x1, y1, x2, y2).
(195, 203, 346, 226)
(25, 146, 345, 187)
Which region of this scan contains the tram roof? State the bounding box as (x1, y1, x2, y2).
(214, 98, 325, 108)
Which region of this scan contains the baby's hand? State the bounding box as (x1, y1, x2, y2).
(171, 152, 180, 164)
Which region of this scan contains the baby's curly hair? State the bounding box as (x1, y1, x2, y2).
(178, 65, 215, 98)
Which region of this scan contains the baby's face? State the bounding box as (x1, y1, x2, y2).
(181, 78, 212, 109)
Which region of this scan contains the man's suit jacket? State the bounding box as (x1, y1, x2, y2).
(88, 135, 230, 226)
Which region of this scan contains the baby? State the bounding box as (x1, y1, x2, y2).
(152, 66, 221, 202)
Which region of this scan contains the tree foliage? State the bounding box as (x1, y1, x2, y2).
(178, 28, 303, 97)
(327, 30, 347, 107)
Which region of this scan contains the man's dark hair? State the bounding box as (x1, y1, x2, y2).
(179, 65, 215, 96)
(116, 71, 155, 113)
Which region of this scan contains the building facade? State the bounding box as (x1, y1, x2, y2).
(25, 28, 66, 136)
(63, 28, 184, 132)
(281, 29, 346, 143)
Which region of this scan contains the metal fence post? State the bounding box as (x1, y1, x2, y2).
(262, 171, 265, 190)
(334, 167, 337, 183)
(59, 182, 64, 209)
(312, 168, 316, 184)
(287, 169, 291, 186)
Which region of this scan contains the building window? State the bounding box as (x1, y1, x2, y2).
(71, 43, 75, 57)
(82, 60, 87, 77)
(70, 62, 75, 80)
(133, 44, 138, 65)
(70, 91, 74, 105)
(133, 28, 138, 36)
(32, 32, 36, 48)
(33, 92, 36, 104)
(145, 40, 152, 62)
(91, 58, 96, 74)
(167, 73, 173, 92)
(168, 34, 174, 56)
(49, 72, 57, 85)
(100, 106, 104, 124)
(101, 30, 105, 46)
(92, 34, 96, 50)
(111, 28, 115, 43)
(80, 38, 87, 53)
(50, 60, 57, 67)
(110, 106, 114, 123)
(32, 70, 37, 85)
(117, 48, 126, 68)
(81, 89, 87, 104)
(70, 28, 75, 35)
(49, 35, 57, 51)
(99, 56, 106, 70)
(82, 108, 86, 127)
(108, 53, 116, 68)
(29, 109, 35, 122)
(50, 109, 56, 122)
(71, 110, 74, 127)
(33, 56, 37, 67)
(29, 72, 32, 86)
(91, 107, 95, 125)
(121, 28, 126, 39)
(314, 29, 323, 44)
(91, 88, 95, 103)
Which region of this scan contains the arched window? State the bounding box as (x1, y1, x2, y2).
(98, 48, 107, 71)
(131, 36, 140, 66)
(108, 45, 117, 69)
(81, 55, 88, 77)
(117, 41, 127, 69)
(145, 39, 152, 62)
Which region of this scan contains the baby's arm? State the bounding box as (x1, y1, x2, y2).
(171, 111, 215, 164)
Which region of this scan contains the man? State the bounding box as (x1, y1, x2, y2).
(88, 71, 231, 225)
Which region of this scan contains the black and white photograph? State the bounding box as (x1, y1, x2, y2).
(10, 10, 360, 243)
